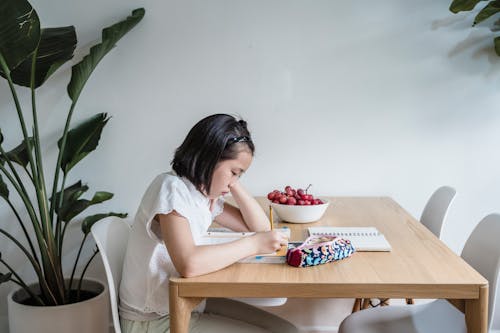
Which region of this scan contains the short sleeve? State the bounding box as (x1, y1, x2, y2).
(137, 174, 194, 242)
(211, 196, 225, 218)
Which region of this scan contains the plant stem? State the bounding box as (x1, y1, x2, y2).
(0, 54, 46, 234)
(25, 52, 62, 299)
(0, 144, 34, 211)
(0, 229, 57, 305)
(0, 163, 41, 241)
(55, 172, 68, 255)
(49, 101, 76, 223)
(0, 258, 45, 306)
(0, 146, 38, 228)
(0, 55, 37, 183)
(67, 233, 87, 298)
(76, 248, 99, 301)
(0, 53, 61, 302)
(6, 199, 39, 264)
(30, 51, 52, 257)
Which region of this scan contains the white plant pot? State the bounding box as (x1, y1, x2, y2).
(8, 278, 109, 333)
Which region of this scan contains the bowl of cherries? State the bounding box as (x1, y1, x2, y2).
(267, 185, 330, 223)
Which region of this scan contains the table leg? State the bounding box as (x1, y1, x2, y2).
(352, 298, 361, 313)
(169, 283, 204, 333)
(465, 284, 488, 333)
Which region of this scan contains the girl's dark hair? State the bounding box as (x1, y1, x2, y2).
(171, 114, 255, 193)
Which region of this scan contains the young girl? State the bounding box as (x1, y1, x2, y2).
(119, 114, 297, 333)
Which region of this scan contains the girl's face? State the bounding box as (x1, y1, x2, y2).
(208, 150, 253, 199)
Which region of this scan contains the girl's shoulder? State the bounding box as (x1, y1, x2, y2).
(150, 171, 189, 194)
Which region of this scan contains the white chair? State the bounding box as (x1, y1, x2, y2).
(91, 216, 131, 333)
(354, 186, 457, 311)
(420, 186, 456, 238)
(403, 186, 456, 304)
(339, 213, 500, 333)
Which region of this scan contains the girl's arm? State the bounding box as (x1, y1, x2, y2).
(215, 180, 270, 232)
(159, 211, 286, 277)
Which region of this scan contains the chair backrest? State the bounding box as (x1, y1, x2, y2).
(461, 213, 500, 329)
(419, 186, 456, 238)
(91, 216, 131, 333)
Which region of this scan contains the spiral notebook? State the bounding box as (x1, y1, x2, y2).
(308, 227, 391, 252)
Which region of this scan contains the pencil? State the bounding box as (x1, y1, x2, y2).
(269, 205, 274, 230)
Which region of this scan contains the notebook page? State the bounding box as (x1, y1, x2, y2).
(199, 228, 291, 262)
(308, 227, 391, 252)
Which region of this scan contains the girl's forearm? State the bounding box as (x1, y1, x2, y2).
(180, 237, 256, 277)
(230, 181, 270, 231)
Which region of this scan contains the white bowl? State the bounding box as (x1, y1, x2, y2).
(270, 199, 330, 223)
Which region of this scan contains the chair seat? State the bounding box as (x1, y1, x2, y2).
(339, 299, 466, 333)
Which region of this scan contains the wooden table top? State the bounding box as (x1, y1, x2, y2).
(170, 197, 487, 300)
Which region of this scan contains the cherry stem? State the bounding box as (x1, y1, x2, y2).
(305, 184, 312, 194)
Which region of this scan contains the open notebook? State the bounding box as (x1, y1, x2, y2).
(199, 227, 291, 263)
(308, 227, 391, 252)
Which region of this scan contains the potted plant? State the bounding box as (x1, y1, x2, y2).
(0, 0, 144, 332)
(449, 0, 500, 55)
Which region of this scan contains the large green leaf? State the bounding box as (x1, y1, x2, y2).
(58, 199, 88, 222)
(54, 180, 88, 210)
(58, 113, 109, 174)
(450, 0, 483, 13)
(67, 8, 145, 102)
(89, 191, 113, 204)
(474, 0, 500, 24)
(5, 27, 77, 88)
(0, 174, 9, 200)
(55, 181, 88, 222)
(0, 0, 40, 72)
(0, 137, 34, 168)
(81, 212, 127, 235)
(58, 190, 114, 223)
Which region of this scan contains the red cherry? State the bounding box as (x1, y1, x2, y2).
(287, 197, 297, 205)
(279, 196, 288, 204)
(267, 192, 276, 200)
(304, 200, 311, 205)
(272, 199, 279, 204)
(297, 189, 305, 196)
(297, 200, 305, 206)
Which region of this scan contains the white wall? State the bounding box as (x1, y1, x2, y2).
(1, 0, 500, 331)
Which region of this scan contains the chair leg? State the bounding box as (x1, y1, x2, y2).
(380, 298, 390, 306)
(361, 298, 371, 309)
(406, 298, 414, 304)
(352, 298, 362, 313)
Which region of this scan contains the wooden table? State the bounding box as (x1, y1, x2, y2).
(169, 197, 488, 333)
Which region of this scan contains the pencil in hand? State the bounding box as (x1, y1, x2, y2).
(269, 205, 274, 230)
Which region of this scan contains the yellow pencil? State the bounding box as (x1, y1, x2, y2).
(269, 205, 274, 230)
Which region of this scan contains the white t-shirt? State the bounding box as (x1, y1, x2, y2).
(119, 171, 224, 320)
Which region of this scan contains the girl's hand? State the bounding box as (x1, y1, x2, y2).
(251, 230, 288, 255)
